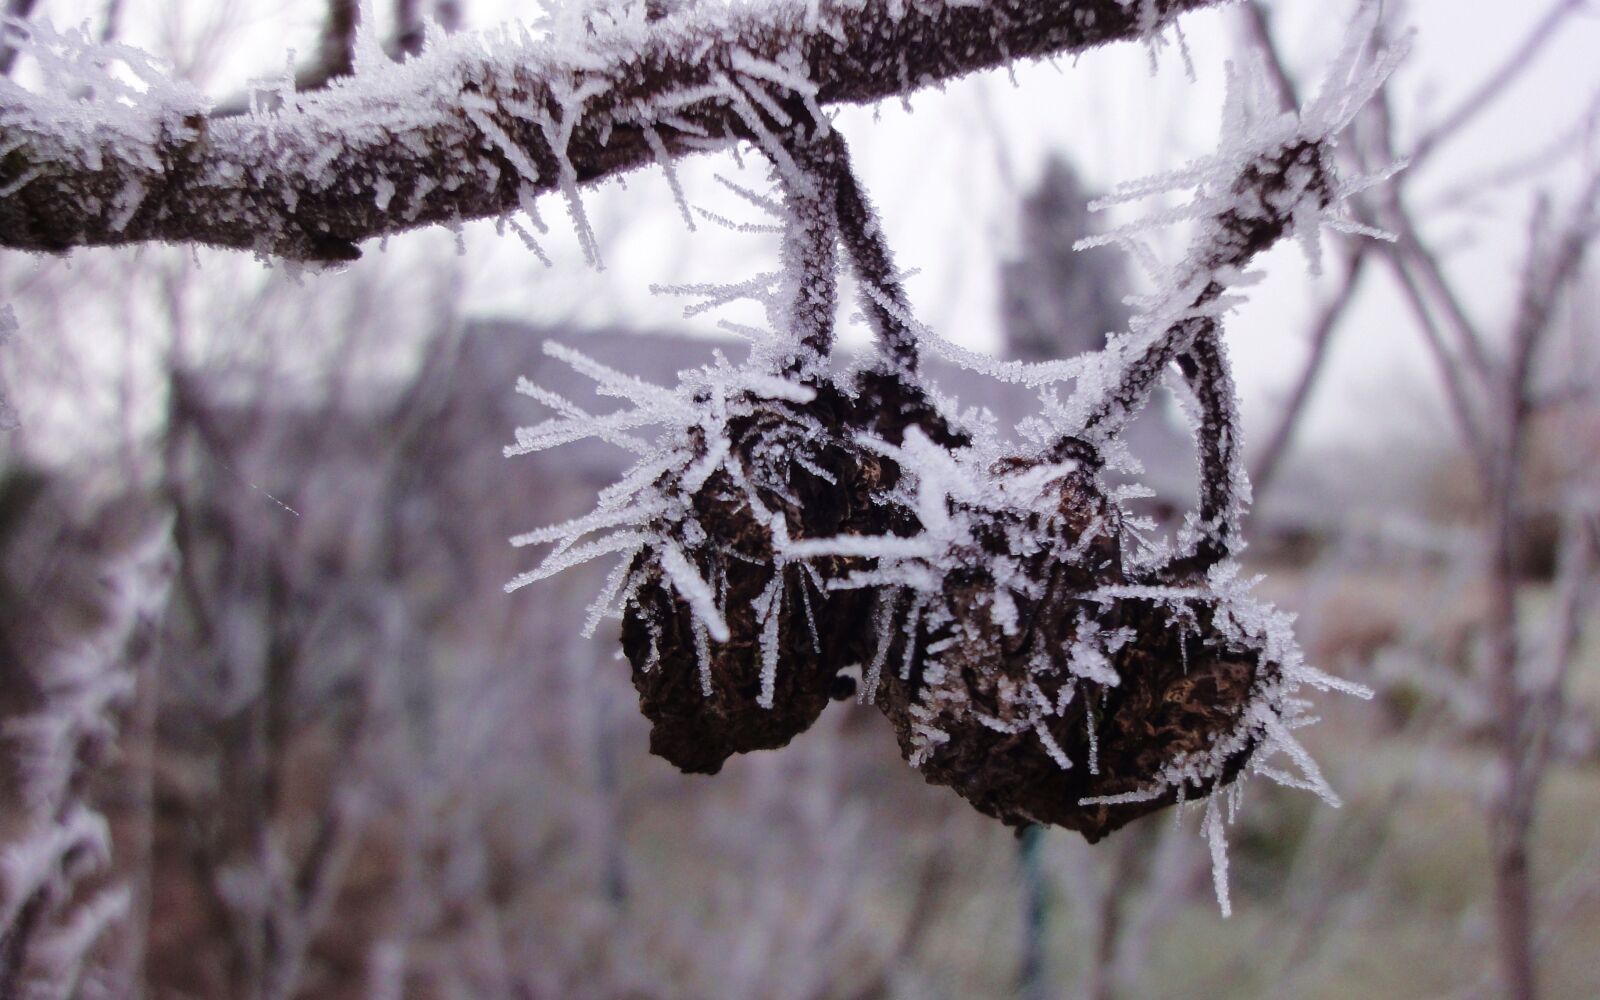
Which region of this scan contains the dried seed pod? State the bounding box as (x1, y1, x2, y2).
(868, 450, 1272, 841)
(618, 385, 875, 773)
(616, 363, 970, 774)
(622, 553, 843, 774)
(874, 591, 1270, 841)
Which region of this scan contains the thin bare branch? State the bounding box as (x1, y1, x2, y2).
(312, 0, 361, 86)
(1524, 511, 1599, 781)
(1239, 0, 1300, 112)
(1407, 0, 1586, 171)
(395, 0, 425, 57)
(0, 0, 40, 76)
(1421, 89, 1600, 216)
(435, 0, 461, 33)
(1378, 248, 1491, 467)
(1483, 171, 1600, 1000)
(1368, 84, 1497, 389)
(99, 0, 122, 43)
(1505, 174, 1600, 405)
(1251, 246, 1369, 503)
(211, 0, 360, 117)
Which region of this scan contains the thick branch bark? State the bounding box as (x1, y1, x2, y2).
(0, 0, 1226, 261)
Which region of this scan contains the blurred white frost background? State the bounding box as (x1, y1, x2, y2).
(1, 1, 1599, 998)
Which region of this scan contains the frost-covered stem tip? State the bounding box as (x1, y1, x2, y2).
(1084, 139, 1335, 441)
(1169, 332, 1245, 572)
(0, 0, 1230, 260)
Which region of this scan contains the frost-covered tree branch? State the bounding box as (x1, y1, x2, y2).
(0, 0, 1228, 261)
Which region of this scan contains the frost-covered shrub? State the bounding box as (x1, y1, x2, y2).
(0, 0, 1402, 914)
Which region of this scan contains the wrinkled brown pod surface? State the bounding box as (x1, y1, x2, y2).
(871, 459, 1271, 841)
(621, 373, 958, 774)
(623, 555, 846, 774)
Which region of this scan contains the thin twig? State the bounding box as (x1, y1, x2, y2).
(1250, 247, 1369, 503)
(1239, 0, 1300, 112)
(1407, 0, 1587, 171)
(0, 0, 39, 76)
(1368, 87, 1497, 392)
(213, 0, 360, 117)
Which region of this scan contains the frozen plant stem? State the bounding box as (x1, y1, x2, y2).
(832, 134, 920, 378)
(772, 129, 840, 374)
(1083, 140, 1334, 443)
(1172, 330, 1243, 574)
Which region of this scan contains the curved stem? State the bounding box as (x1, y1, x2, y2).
(1174, 328, 1243, 574)
(772, 132, 841, 377)
(1083, 139, 1335, 444)
(1083, 296, 1220, 441)
(831, 134, 920, 377)
(1067, 140, 1337, 577)
(768, 127, 921, 378)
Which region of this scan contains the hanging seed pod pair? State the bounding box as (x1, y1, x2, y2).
(512, 110, 1355, 847)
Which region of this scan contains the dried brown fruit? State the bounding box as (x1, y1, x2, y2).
(619, 371, 963, 774)
(867, 452, 1272, 841)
